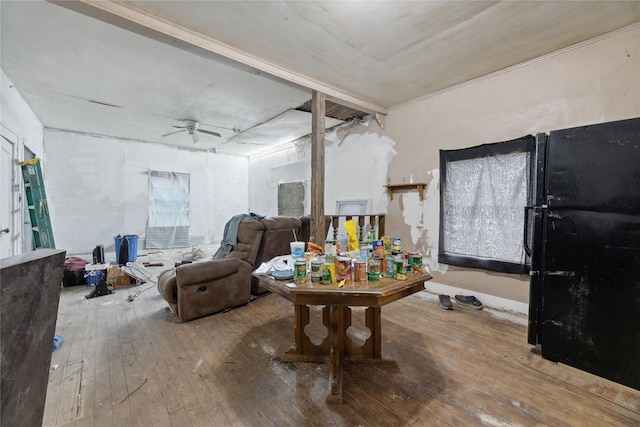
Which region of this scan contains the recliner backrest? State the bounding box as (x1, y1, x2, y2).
(254, 216, 303, 268)
(212, 218, 264, 267)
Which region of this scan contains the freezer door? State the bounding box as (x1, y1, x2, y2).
(538, 117, 640, 391)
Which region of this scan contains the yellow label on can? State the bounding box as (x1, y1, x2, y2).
(322, 263, 335, 284)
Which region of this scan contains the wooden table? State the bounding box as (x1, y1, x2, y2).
(253, 271, 432, 403)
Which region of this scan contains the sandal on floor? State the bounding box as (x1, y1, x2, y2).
(454, 294, 484, 310)
(438, 294, 453, 310)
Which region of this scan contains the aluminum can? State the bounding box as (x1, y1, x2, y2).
(394, 259, 406, 280)
(294, 260, 307, 284)
(335, 256, 352, 281)
(385, 255, 394, 277)
(310, 260, 323, 282)
(409, 253, 423, 273)
(354, 260, 367, 282)
(368, 259, 381, 281)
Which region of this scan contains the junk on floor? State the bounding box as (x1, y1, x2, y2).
(106, 265, 136, 287)
(181, 246, 205, 261)
(85, 263, 108, 287)
(52, 334, 63, 352)
(114, 234, 139, 265)
(63, 257, 90, 287)
(85, 279, 113, 299)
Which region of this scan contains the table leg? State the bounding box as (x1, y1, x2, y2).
(365, 306, 382, 359)
(283, 304, 328, 362)
(326, 304, 345, 404)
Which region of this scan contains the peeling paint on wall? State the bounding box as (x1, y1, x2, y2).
(324, 127, 396, 214)
(249, 120, 396, 217)
(400, 168, 448, 273)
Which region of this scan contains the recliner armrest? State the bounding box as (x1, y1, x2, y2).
(176, 257, 247, 284)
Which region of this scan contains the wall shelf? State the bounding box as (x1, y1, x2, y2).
(385, 183, 427, 201)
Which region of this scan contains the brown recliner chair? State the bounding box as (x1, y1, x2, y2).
(157, 217, 263, 322)
(157, 215, 309, 321)
(251, 216, 310, 295)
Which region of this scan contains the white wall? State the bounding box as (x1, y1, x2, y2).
(44, 129, 248, 254)
(249, 121, 395, 217)
(1, 69, 44, 157)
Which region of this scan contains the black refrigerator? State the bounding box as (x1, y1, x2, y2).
(527, 117, 640, 391)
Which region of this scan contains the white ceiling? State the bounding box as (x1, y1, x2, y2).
(2, 1, 639, 156)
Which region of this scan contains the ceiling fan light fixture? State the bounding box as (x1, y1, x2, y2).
(160, 120, 221, 143)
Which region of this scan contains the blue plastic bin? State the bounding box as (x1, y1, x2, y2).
(114, 234, 139, 263)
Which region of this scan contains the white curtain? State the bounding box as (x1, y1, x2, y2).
(443, 151, 530, 264)
(146, 171, 190, 248)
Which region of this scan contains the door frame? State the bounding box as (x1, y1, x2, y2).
(1, 125, 21, 258)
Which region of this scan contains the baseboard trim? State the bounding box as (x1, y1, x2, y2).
(422, 280, 529, 315)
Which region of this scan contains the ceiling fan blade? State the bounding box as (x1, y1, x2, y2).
(161, 129, 186, 137)
(198, 129, 222, 138)
(192, 132, 199, 143)
(172, 125, 188, 129)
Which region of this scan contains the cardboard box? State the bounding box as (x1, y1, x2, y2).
(107, 266, 135, 287)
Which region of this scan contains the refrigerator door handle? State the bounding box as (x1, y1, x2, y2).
(544, 271, 576, 277)
(524, 206, 534, 256)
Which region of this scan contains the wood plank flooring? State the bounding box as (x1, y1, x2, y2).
(44, 284, 639, 426)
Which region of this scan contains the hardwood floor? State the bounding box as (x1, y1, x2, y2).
(45, 283, 639, 426)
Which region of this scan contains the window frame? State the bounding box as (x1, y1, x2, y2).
(438, 135, 535, 274)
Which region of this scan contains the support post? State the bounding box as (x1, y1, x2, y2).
(311, 90, 326, 247)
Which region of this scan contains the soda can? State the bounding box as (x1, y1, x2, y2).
(294, 260, 307, 284)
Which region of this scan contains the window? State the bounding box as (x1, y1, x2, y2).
(146, 170, 190, 248)
(439, 135, 535, 274)
(278, 182, 304, 217)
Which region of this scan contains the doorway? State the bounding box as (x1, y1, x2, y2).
(1, 133, 19, 258)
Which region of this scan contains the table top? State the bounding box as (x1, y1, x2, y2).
(253, 272, 432, 307)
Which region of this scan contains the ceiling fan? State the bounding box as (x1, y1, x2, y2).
(162, 120, 221, 143)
